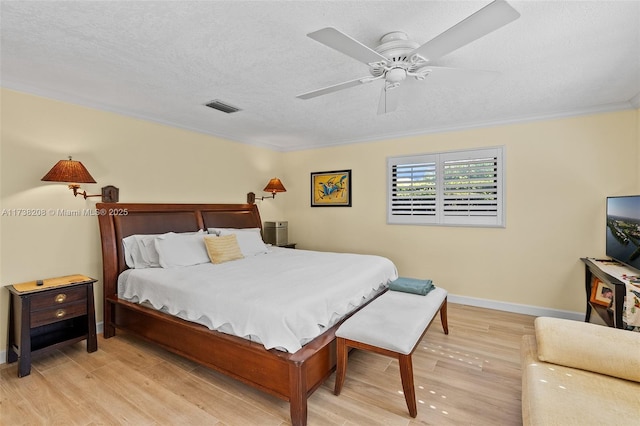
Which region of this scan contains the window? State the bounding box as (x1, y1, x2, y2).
(387, 147, 504, 227)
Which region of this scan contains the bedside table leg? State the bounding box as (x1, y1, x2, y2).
(17, 297, 32, 377)
(18, 356, 31, 377)
(7, 296, 18, 364)
(14, 298, 31, 377)
(7, 347, 18, 364)
(86, 283, 98, 352)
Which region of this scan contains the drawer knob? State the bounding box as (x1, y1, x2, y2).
(55, 309, 66, 319)
(55, 294, 67, 303)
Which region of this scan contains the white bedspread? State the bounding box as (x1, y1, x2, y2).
(118, 247, 397, 353)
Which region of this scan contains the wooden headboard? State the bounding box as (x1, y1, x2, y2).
(96, 203, 262, 303)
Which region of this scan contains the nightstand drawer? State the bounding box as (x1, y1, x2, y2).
(30, 286, 87, 311)
(31, 300, 87, 328)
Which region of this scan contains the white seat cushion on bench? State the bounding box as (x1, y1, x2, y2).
(336, 287, 447, 355)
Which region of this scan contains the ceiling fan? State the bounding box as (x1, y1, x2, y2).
(297, 0, 520, 114)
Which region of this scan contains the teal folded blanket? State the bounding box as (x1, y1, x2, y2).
(389, 277, 434, 296)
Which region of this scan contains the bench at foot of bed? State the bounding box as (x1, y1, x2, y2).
(333, 286, 448, 417)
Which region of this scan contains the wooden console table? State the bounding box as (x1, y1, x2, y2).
(581, 258, 634, 329)
(6, 274, 98, 377)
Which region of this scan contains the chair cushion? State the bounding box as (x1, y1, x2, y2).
(535, 317, 640, 382)
(336, 287, 447, 355)
(521, 334, 640, 426)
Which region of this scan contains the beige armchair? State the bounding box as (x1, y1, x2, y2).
(521, 317, 640, 425)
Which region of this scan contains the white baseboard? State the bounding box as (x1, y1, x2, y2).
(447, 294, 584, 321)
(0, 301, 582, 367)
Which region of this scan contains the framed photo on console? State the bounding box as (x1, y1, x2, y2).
(311, 169, 351, 207)
(590, 278, 613, 306)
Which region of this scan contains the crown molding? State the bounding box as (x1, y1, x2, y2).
(3, 82, 637, 153)
(284, 100, 640, 152)
(1, 82, 287, 152)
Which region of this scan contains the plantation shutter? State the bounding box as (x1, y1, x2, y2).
(387, 147, 504, 227)
(440, 148, 503, 226)
(388, 154, 438, 224)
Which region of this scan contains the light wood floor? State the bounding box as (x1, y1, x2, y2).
(1, 303, 535, 425)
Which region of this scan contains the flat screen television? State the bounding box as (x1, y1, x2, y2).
(606, 195, 640, 271)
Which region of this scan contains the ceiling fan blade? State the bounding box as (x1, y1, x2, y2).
(418, 66, 499, 88)
(307, 27, 388, 65)
(410, 0, 520, 62)
(297, 76, 374, 99)
(377, 84, 400, 115)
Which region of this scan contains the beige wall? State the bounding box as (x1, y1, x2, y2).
(0, 89, 285, 351)
(637, 108, 640, 189)
(283, 110, 639, 313)
(1, 87, 638, 355)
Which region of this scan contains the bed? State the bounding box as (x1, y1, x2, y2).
(96, 202, 396, 425)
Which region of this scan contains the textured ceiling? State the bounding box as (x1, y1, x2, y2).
(1, 1, 639, 151)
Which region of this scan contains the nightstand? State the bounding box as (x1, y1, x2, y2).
(6, 274, 98, 377)
(278, 243, 296, 249)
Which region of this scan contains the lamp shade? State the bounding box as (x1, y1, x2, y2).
(263, 177, 286, 194)
(41, 157, 96, 184)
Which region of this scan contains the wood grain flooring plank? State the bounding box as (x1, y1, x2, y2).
(141, 359, 283, 425)
(39, 360, 157, 425)
(91, 359, 221, 425)
(0, 364, 82, 425)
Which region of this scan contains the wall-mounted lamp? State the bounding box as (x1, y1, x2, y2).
(247, 177, 286, 204)
(41, 156, 119, 202)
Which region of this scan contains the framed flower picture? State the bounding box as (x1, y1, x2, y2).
(310, 170, 351, 207)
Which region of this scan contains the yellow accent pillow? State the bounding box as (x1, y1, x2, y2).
(204, 234, 244, 264)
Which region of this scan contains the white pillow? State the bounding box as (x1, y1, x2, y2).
(122, 235, 142, 268)
(124, 233, 168, 269)
(137, 234, 162, 268)
(207, 227, 261, 236)
(123, 231, 204, 268)
(154, 231, 210, 268)
(211, 228, 268, 257)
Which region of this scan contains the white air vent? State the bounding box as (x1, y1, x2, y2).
(205, 100, 241, 113)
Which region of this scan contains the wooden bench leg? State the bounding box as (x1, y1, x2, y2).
(440, 298, 449, 335)
(334, 337, 348, 396)
(398, 354, 417, 417)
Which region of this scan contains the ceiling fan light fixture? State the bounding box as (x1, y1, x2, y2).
(386, 67, 407, 83)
